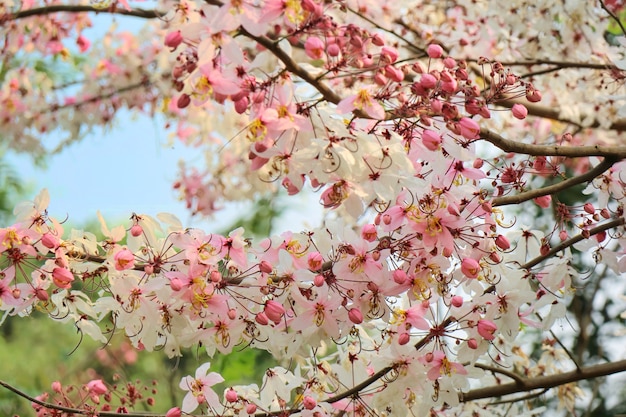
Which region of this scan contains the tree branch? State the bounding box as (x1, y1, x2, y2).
(460, 359, 626, 402)
(495, 99, 626, 132)
(480, 127, 626, 158)
(7, 4, 165, 20)
(521, 217, 626, 270)
(492, 157, 618, 207)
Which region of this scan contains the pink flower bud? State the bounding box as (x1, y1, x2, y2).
(314, 274, 325, 287)
(52, 267, 74, 289)
(11, 288, 20, 299)
(427, 44, 443, 58)
(458, 117, 480, 139)
(583, 203, 595, 214)
(164, 30, 183, 50)
(234, 97, 249, 114)
(398, 332, 410, 345)
(114, 249, 135, 271)
(246, 403, 257, 414)
(35, 288, 49, 301)
(348, 308, 363, 324)
(511, 103, 528, 119)
(228, 309, 237, 320)
(86, 379, 107, 395)
(169, 277, 183, 291)
(495, 234, 510, 250)
(477, 320, 497, 340)
(420, 73, 437, 89)
(303, 396, 317, 410)
(41, 233, 59, 249)
(264, 300, 285, 324)
(393, 269, 408, 284)
(451, 296, 463, 308)
(526, 87, 542, 102)
(533, 195, 552, 208)
(467, 338, 478, 349)
(381, 46, 398, 63)
(443, 57, 456, 68)
(166, 407, 181, 417)
(259, 261, 273, 274)
(130, 224, 143, 237)
(51, 381, 62, 393)
(255, 312, 269, 325)
(596, 231, 607, 243)
(225, 388, 238, 403)
(327, 43, 340, 57)
(461, 258, 480, 279)
(210, 270, 222, 282)
(422, 129, 441, 151)
(559, 230, 568, 241)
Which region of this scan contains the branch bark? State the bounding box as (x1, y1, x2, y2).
(460, 359, 626, 402)
(480, 127, 626, 158)
(492, 157, 618, 207)
(7, 4, 165, 20)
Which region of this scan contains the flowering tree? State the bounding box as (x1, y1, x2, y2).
(1, 0, 626, 416)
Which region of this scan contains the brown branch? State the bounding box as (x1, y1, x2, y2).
(8, 4, 165, 20)
(492, 157, 618, 207)
(520, 217, 626, 270)
(495, 60, 616, 71)
(473, 363, 525, 385)
(495, 99, 626, 132)
(460, 359, 626, 402)
(480, 127, 626, 158)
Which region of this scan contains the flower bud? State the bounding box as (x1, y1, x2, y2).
(427, 44, 443, 58)
(511, 103, 528, 119)
(451, 296, 463, 308)
(348, 308, 363, 324)
(495, 234, 510, 250)
(225, 388, 238, 403)
(264, 300, 285, 324)
(130, 224, 143, 237)
(303, 396, 317, 410)
(52, 267, 74, 289)
(398, 332, 410, 345)
(477, 320, 497, 340)
(533, 195, 552, 208)
(255, 312, 269, 325)
(164, 30, 183, 50)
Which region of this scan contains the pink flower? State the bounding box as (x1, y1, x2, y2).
(420, 351, 467, 380)
(477, 319, 497, 340)
(114, 249, 135, 271)
(461, 258, 480, 279)
(337, 89, 385, 119)
(180, 363, 225, 413)
(511, 103, 528, 119)
(304, 36, 325, 60)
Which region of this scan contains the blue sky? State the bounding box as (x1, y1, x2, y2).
(9, 111, 321, 234)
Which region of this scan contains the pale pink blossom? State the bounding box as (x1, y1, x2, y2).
(337, 89, 385, 119)
(180, 363, 225, 413)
